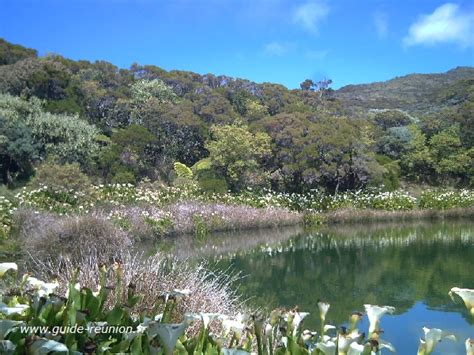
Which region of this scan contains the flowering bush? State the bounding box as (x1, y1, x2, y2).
(419, 189, 474, 209)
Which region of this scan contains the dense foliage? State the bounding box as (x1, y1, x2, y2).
(0, 38, 472, 191)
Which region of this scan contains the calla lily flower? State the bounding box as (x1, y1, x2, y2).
(148, 322, 187, 355)
(338, 329, 364, 354)
(347, 342, 366, 355)
(0, 303, 29, 316)
(302, 329, 318, 342)
(26, 277, 59, 297)
(288, 311, 309, 336)
(0, 263, 17, 277)
(199, 313, 221, 329)
(324, 324, 336, 333)
(349, 311, 364, 331)
(466, 338, 474, 355)
(185, 312, 221, 329)
(368, 339, 396, 353)
(364, 304, 395, 333)
(318, 301, 331, 323)
(222, 318, 245, 340)
(264, 323, 273, 338)
(417, 327, 456, 355)
(449, 287, 474, 315)
(316, 339, 336, 355)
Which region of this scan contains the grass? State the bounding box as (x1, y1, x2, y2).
(322, 206, 474, 224)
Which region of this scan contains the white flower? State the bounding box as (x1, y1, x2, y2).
(449, 287, 474, 315)
(185, 312, 221, 329)
(26, 277, 59, 297)
(148, 322, 187, 355)
(323, 324, 336, 333)
(316, 339, 336, 355)
(318, 301, 330, 323)
(466, 338, 474, 355)
(338, 329, 363, 353)
(0, 302, 29, 316)
(222, 318, 245, 340)
(289, 311, 309, 336)
(364, 304, 395, 333)
(301, 329, 317, 342)
(348, 342, 366, 355)
(417, 327, 456, 354)
(264, 323, 273, 338)
(0, 263, 17, 277)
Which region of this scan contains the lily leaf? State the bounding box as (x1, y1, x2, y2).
(0, 320, 23, 340)
(29, 339, 69, 354)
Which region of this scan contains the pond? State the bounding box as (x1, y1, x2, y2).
(183, 219, 474, 354)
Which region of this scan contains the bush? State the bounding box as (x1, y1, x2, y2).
(30, 161, 91, 191)
(17, 210, 131, 263)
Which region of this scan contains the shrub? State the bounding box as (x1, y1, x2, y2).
(30, 160, 91, 191)
(16, 210, 131, 263)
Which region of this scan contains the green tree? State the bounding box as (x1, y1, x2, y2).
(204, 123, 271, 191)
(0, 94, 99, 180)
(0, 116, 38, 185)
(130, 78, 178, 123)
(400, 125, 433, 182)
(429, 126, 472, 184)
(98, 125, 156, 183)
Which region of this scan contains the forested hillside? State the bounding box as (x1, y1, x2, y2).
(336, 66, 474, 114)
(0, 38, 472, 193)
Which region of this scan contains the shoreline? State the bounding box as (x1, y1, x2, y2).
(320, 206, 474, 225)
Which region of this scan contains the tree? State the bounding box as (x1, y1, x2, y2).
(260, 113, 382, 193)
(130, 79, 178, 123)
(204, 123, 271, 191)
(428, 126, 472, 184)
(0, 116, 38, 185)
(0, 93, 99, 169)
(300, 79, 315, 91)
(400, 125, 433, 182)
(98, 125, 156, 183)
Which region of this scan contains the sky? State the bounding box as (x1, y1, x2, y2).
(0, 0, 473, 89)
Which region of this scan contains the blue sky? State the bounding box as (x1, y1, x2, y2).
(1, 0, 473, 88)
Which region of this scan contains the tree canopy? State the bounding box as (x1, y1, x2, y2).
(0, 38, 472, 190)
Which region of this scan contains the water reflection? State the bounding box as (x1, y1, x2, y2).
(209, 220, 474, 354)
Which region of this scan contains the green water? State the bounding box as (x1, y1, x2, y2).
(207, 220, 474, 354)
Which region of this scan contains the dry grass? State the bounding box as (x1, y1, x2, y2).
(323, 207, 474, 224)
(166, 202, 302, 234)
(32, 250, 243, 321)
(16, 209, 131, 264)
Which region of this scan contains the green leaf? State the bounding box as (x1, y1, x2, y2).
(29, 339, 69, 354)
(106, 307, 124, 325)
(0, 320, 23, 340)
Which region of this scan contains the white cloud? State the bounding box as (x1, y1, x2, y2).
(403, 3, 474, 48)
(263, 41, 290, 56)
(293, 0, 329, 34)
(373, 10, 388, 39)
